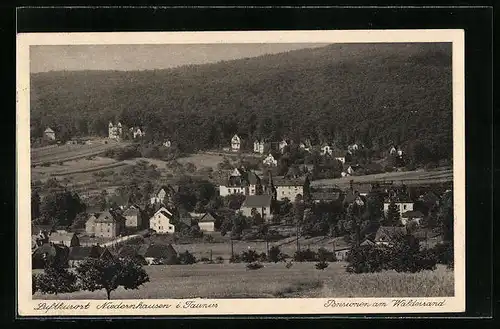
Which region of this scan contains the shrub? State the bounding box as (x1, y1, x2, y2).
(346, 245, 389, 273)
(229, 254, 242, 263)
(215, 256, 224, 264)
(200, 257, 210, 262)
(258, 252, 268, 262)
(431, 241, 454, 268)
(293, 248, 318, 262)
(389, 234, 437, 273)
(178, 250, 197, 265)
(268, 246, 282, 263)
(246, 262, 264, 270)
(315, 261, 329, 270)
(32, 274, 39, 295)
(36, 264, 78, 295)
(317, 247, 337, 262)
(241, 249, 260, 263)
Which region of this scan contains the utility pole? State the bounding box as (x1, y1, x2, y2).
(210, 249, 213, 262)
(230, 239, 234, 258)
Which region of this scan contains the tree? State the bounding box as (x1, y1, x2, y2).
(178, 250, 197, 265)
(40, 190, 86, 227)
(268, 246, 282, 263)
(385, 200, 401, 226)
(389, 233, 437, 273)
(437, 192, 454, 242)
(76, 257, 149, 300)
(36, 264, 78, 296)
(31, 190, 41, 220)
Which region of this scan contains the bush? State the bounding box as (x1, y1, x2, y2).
(215, 256, 224, 264)
(36, 264, 78, 295)
(293, 248, 318, 262)
(431, 242, 454, 268)
(229, 254, 242, 263)
(258, 252, 267, 262)
(346, 245, 389, 273)
(315, 261, 329, 270)
(200, 257, 210, 262)
(317, 247, 337, 262)
(389, 234, 437, 273)
(178, 250, 197, 265)
(268, 246, 282, 263)
(241, 249, 260, 263)
(246, 262, 264, 270)
(32, 274, 39, 295)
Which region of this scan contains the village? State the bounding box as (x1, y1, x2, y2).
(32, 122, 452, 272)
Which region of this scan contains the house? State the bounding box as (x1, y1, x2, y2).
(163, 140, 172, 148)
(401, 210, 424, 226)
(389, 145, 403, 157)
(360, 239, 376, 246)
(383, 197, 414, 217)
(347, 143, 360, 154)
(108, 122, 123, 140)
(48, 232, 76, 247)
(272, 176, 309, 202)
(279, 140, 288, 153)
(93, 210, 125, 238)
(310, 190, 342, 203)
(123, 205, 142, 229)
(219, 168, 262, 197)
(116, 245, 147, 265)
(240, 195, 273, 222)
(334, 246, 350, 261)
(85, 213, 99, 235)
(332, 150, 346, 164)
(130, 127, 146, 139)
(139, 243, 178, 265)
(149, 207, 176, 234)
(342, 190, 365, 206)
(231, 134, 241, 152)
(321, 144, 333, 156)
(44, 127, 56, 141)
(197, 212, 218, 232)
(253, 140, 266, 154)
(350, 183, 372, 197)
(150, 185, 177, 206)
(374, 226, 407, 246)
(263, 153, 278, 167)
(67, 245, 114, 267)
(299, 139, 312, 152)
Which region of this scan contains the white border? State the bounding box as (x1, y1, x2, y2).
(17, 30, 465, 316)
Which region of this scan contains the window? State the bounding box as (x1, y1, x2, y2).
(403, 204, 407, 210)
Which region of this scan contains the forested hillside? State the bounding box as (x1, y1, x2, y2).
(31, 43, 452, 162)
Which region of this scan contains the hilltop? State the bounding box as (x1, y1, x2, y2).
(31, 43, 452, 162)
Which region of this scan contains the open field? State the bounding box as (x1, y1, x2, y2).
(176, 153, 227, 170)
(31, 140, 128, 165)
(33, 262, 454, 299)
(311, 168, 453, 188)
(31, 156, 125, 178)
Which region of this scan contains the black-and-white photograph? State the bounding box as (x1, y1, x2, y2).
(17, 31, 465, 315)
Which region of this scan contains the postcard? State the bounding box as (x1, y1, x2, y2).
(17, 29, 465, 316)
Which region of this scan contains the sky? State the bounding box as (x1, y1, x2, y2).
(30, 43, 329, 73)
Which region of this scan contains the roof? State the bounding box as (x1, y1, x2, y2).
(117, 245, 141, 258)
(246, 171, 261, 185)
(352, 184, 372, 194)
(123, 207, 140, 217)
(273, 176, 306, 186)
(360, 239, 376, 246)
(311, 192, 341, 202)
(96, 210, 123, 223)
(140, 243, 177, 259)
(375, 226, 407, 242)
(401, 210, 425, 218)
(384, 196, 413, 203)
(44, 127, 54, 133)
(68, 245, 102, 260)
(241, 195, 273, 208)
(199, 212, 218, 223)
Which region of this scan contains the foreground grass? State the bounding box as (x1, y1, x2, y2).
(33, 262, 453, 300)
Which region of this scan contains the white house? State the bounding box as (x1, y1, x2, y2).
(299, 139, 312, 152)
(130, 127, 146, 139)
(263, 153, 278, 167)
(321, 144, 333, 156)
(197, 212, 218, 232)
(272, 176, 309, 202)
(383, 200, 415, 217)
(163, 140, 172, 148)
(44, 127, 56, 141)
(149, 207, 176, 234)
(253, 140, 265, 154)
(401, 210, 424, 226)
(219, 168, 261, 197)
(231, 134, 241, 152)
(108, 122, 123, 140)
(239, 195, 273, 222)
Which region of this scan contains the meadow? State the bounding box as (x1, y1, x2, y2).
(311, 168, 453, 189)
(32, 262, 454, 300)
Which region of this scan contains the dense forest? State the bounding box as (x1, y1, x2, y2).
(31, 43, 453, 162)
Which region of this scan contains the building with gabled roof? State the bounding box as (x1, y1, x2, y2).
(197, 212, 219, 232)
(240, 194, 273, 222)
(123, 205, 143, 229)
(219, 168, 262, 197)
(44, 127, 56, 141)
(374, 226, 407, 246)
(272, 176, 310, 201)
(231, 134, 241, 152)
(139, 243, 178, 265)
(93, 210, 125, 238)
(149, 207, 176, 234)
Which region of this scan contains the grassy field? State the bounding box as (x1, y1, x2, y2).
(31, 140, 127, 165)
(176, 153, 227, 170)
(32, 262, 454, 300)
(311, 168, 453, 188)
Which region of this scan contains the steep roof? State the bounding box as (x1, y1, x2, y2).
(140, 243, 177, 259)
(96, 210, 123, 223)
(375, 226, 407, 242)
(246, 171, 261, 185)
(199, 212, 218, 223)
(241, 195, 272, 208)
(68, 245, 103, 260)
(401, 210, 425, 218)
(44, 127, 54, 133)
(123, 207, 140, 217)
(117, 245, 141, 258)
